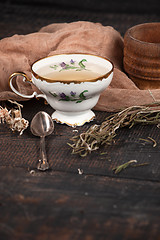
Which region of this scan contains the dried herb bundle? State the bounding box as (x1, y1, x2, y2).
(69, 103, 160, 156)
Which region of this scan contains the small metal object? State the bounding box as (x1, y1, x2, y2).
(30, 111, 54, 171)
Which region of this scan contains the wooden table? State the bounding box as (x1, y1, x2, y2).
(0, 98, 160, 240)
(0, 2, 160, 239)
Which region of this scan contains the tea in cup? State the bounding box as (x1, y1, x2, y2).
(9, 54, 113, 127)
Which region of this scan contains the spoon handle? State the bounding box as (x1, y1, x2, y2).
(37, 136, 49, 171)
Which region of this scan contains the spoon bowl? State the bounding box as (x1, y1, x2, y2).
(30, 111, 54, 171)
(30, 111, 54, 137)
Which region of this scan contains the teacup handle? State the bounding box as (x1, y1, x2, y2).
(9, 72, 46, 99)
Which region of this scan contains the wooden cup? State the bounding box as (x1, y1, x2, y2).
(123, 22, 160, 89)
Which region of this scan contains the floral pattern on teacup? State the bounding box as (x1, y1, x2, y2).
(49, 90, 88, 103)
(50, 59, 88, 72)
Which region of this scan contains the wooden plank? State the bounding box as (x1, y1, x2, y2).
(0, 166, 160, 240)
(0, 99, 160, 182)
(8, 0, 160, 14)
(0, 3, 160, 40)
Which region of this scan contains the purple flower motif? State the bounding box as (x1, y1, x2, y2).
(59, 92, 66, 99)
(70, 59, 75, 64)
(60, 62, 66, 68)
(70, 91, 76, 97)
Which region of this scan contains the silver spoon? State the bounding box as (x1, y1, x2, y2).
(30, 111, 54, 171)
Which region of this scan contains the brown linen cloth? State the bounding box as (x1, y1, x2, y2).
(0, 21, 159, 112)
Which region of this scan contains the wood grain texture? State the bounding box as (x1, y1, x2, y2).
(0, 3, 160, 39)
(8, 0, 160, 14)
(124, 23, 160, 89)
(0, 166, 160, 240)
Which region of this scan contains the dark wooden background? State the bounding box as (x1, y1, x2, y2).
(5, 0, 160, 14)
(0, 1, 160, 240)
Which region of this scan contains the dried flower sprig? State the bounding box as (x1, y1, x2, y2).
(68, 103, 160, 156)
(112, 160, 149, 174)
(0, 100, 29, 135)
(112, 160, 137, 174)
(139, 137, 157, 147)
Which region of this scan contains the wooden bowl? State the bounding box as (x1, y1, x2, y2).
(123, 22, 160, 89)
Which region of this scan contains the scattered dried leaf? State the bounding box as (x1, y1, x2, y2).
(113, 160, 150, 174)
(139, 137, 157, 147)
(112, 160, 137, 174)
(78, 168, 83, 175)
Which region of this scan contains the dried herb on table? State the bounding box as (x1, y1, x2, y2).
(0, 100, 29, 135)
(112, 160, 149, 174)
(139, 136, 157, 147)
(68, 103, 160, 157)
(112, 160, 137, 174)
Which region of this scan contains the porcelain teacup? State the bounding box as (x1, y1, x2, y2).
(9, 53, 114, 127)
